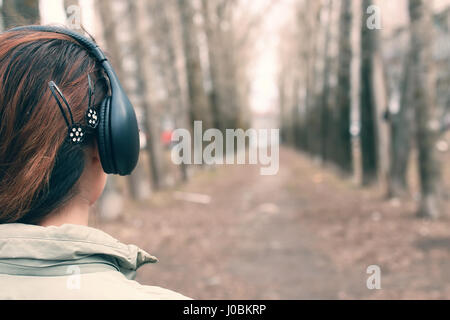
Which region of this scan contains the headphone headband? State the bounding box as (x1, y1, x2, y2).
(9, 25, 108, 61)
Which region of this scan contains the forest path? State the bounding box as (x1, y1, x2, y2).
(213, 147, 352, 299)
(98, 147, 450, 299)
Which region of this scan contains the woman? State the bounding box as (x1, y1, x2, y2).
(0, 27, 189, 300)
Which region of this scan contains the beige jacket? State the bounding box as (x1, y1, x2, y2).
(0, 223, 190, 300)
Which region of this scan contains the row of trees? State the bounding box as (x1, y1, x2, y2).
(93, 0, 257, 200)
(278, 0, 443, 219)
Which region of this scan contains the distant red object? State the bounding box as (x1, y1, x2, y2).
(161, 130, 173, 146)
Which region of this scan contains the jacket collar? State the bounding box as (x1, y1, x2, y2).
(0, 223, 158, 276)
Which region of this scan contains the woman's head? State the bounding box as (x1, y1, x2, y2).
(0, 29, 108, 225)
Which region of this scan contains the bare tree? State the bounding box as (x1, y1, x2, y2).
(177, 0, 213, 130)
(335, 0, 353, 173)
(388, 50, 414, 197)
(300, 0, 322, 155)
(201, 0, 260, 133)
(146, 0, 189, 182)
(0, 2, 3, 31)
(409, 0, 441, 218)
(95, 0, 124, 79)
(126, 0, 163, 192)
(2, 0, 40, 29)
(201, 0, 225, 131)
(277, 17, 300, 147)
(319, 0, 334, 162)
(214, 1, 241, 131)
(359, 0, 379, 185)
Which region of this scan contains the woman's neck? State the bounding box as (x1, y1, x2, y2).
(39, 196, 90, 227)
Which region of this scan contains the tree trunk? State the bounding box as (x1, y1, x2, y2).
(335, 0, 353, 173)
(278, 70, 289, 144)
(319, 0, 334, 162)
(149, 0, 189, 182)
(359, 0, 379, 185)
(409, 0, 441, 219)
(201, 0, 224, 132)
(177, 0, 212, 130)
(95, 0, 124, 79)
(304, 1, 321, 155)
(127, 0, 162, 192)
(388, 53, 414, 198)
(64, 0, 78, 7)
(372, 37, 390, 194)
(0, 4, 3, 31)
(2, 0, 40, 29)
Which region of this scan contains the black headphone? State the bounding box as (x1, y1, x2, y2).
(9, 25, 140, 176)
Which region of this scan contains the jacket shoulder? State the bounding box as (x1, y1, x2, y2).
(0, 272, 191, 300)
(85, 271, 192, 300)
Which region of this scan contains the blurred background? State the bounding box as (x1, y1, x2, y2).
(2, 0, 450, 299)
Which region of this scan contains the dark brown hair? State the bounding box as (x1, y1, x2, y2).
(0, 28, 107, 224)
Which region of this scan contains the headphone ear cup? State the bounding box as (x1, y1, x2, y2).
(97, 97, 116, 174)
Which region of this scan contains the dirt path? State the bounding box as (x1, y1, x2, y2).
(216, 150, 347, 299)
(97, 147, 450, 299)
